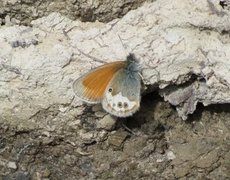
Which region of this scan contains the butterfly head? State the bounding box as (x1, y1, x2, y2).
(126, 53, 140, 72)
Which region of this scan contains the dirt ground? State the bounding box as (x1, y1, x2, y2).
(0, 92, 229, 179)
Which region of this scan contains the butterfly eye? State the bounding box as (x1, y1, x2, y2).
(108, 88, 113, 93)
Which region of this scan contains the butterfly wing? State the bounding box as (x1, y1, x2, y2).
(102, 68, 141, 117)
(73, 61, 126, 103)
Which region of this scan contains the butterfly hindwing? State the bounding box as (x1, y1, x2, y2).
(102, 68, 141, 117)
(73, 61, 126, 103)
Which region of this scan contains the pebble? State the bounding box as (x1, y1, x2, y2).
(92, 104, 103, 112)
(7, 161, 17, 169)
(42, 168, 51, 178)
(97, 115, 117, 130)
(95, 111, 107, 118)
(79, 130, 94, 141)
(97, 130, 108, 142)
(59, 106, 68, 113)
(108, 131, 129, 149)
(5, 15, 12, 26)
(167, 151, 176, 160)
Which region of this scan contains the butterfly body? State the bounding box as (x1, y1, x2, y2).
(73, 53, 141, 117)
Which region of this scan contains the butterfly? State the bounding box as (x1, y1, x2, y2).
(72, 53, 141, 117)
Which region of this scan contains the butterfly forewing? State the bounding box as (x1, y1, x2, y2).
(73, 61, 126, 103)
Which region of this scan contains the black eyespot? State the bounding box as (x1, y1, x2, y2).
(108, 88, 113, 93)
(124, 102, 128, 108)
(118, 102, 122, 108)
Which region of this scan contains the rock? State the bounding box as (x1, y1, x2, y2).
(97, 115, 117, 130)
(95, 111, 107, 118)
(96, 130, 108, 142)
(92, 104, 103, 112)
(0, 0, 145, 25)
(7, 161, 17, 169)
(108, 131, 129, 150)
(78, 129, 96, 144)
(4, 15, 12, 26)
(166, 151, 176, 160)
(0, 0, 230, 122)
(93, 104, 107, 118)
(42, 168, 51, 178)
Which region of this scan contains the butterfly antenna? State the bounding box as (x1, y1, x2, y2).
(117, 34, 139, 64)
(117, 34, 129, 57)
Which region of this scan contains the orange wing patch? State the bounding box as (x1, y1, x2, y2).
(82, 61, 126, 101)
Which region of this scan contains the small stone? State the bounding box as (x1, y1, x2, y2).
(108, 131, 129, 150)
(167, 151, 176, 160)
(7, 161, 17, 169)
(73, 108, 84, 116)
(80, 160, 93, 173)
(59, 106, 68, 112)
(42, 131, 50, 137)
(97, 115, 117, 130)
(42, 168, 51, 178)
(156, 158, 164, 163)
(32, 172, 42, 180)
(5, 15, 12, 26)
(11, 18, 20, 25)
(95, 111, 107, 118)
(68, 119, 81, 127)
(79, 130, 94, 141)
(97, 130, 108, 142)
(92, 104, 103, 112)
(42, 137, 54, 145)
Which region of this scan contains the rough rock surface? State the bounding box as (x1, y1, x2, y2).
(1, 0, 230, 120)
(0, 0, 149, 25)
(0, 0, 230, 179)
